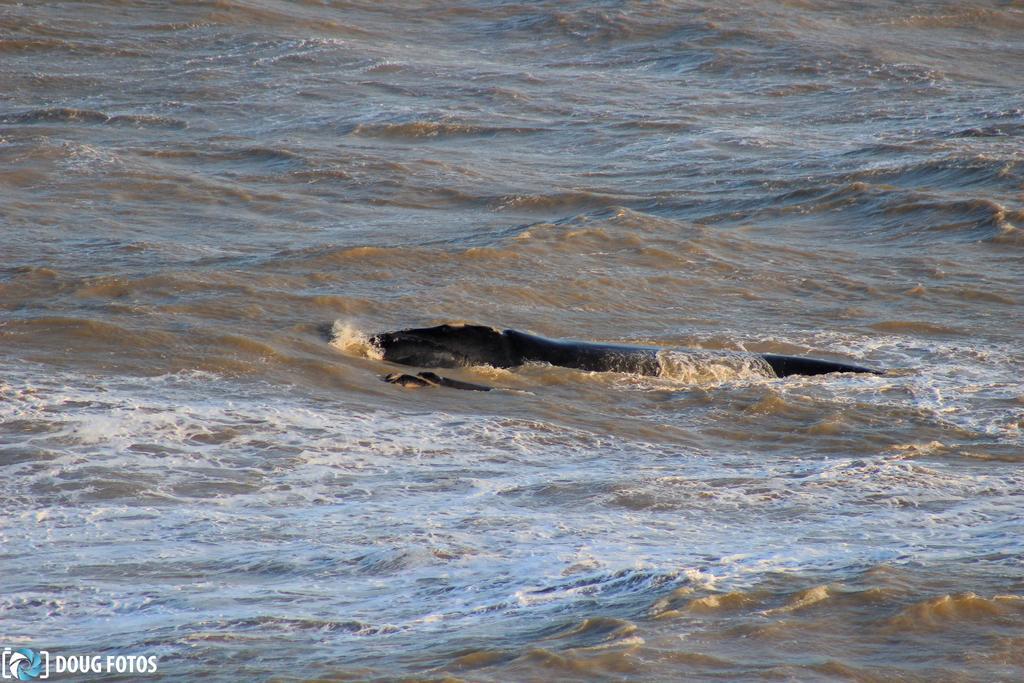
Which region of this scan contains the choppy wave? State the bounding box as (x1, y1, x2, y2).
(887, 593, 1024, 631)
(0, 108, 188, 129)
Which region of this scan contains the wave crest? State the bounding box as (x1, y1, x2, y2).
(329, 321, 382, 360)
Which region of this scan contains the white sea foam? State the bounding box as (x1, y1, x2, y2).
(657, 349, 775, 383)
(329, 320, 383, 360)
(3, 364, 1021, 657)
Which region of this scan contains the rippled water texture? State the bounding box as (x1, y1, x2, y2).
(2, 1, 1023, 680)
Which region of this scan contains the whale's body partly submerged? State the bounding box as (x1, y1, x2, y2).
(370, 324, 882, 389)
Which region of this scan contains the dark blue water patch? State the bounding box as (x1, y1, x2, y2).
(131, 144, 306, 172)
(878, 196, 1022, 245)
(949, 122, 1024, 138)
(688, 149, 1022, 247)
(848, 156, 1022, 194)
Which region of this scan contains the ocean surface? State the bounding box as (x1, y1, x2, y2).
(2, 1, 1023, 680)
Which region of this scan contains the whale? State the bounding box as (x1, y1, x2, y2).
(370, 324, 882, 389)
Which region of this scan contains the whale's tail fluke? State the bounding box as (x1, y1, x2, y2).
(759, 353, 884, 377)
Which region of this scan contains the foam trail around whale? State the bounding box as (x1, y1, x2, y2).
(657, 350, 776, 383)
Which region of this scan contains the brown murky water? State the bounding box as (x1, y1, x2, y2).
(2, 1, 1022, 680)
